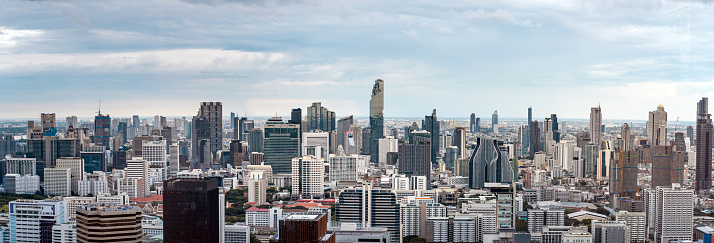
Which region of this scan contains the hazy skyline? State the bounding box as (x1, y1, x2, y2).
(2, 0, 713, 120)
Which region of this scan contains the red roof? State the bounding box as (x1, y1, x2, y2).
(130, 195, 163, 203)
(246, 207, 270, 212)
(293, 202, 321, 208)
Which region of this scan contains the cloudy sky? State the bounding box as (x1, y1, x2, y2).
(1, 0, 713, 121)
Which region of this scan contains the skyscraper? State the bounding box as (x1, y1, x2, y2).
(696, 97, 712, 192)
(336, 115, 354, 153)
(529, 121, 541, 158)
(528, 106, 532, 124)
(290, 108, 302, 124)
(453, 127, 466, 159)
(336, 183, 399, 243)
(76, 203, 142, 243)
(41, 113, 57, 136)
(492, 111, 499, 133)
(9, 199, 68, 242)
(398, 135, 432, 183)
(306, 102, 335, 132)
(192, 102, 222, 166)
(370, 79, 385, 164)
(590, 106, 602, 146)
(469, 137, 514, 189)
(469, 113, 476, 133)
(164, 178, 221, 243)
(423, 109, 439, 165)
(94, 112, 111, 147)
(263, 117, 300, 174)
(291, 155, 325, 199)
(550, 114, 559, 143)
(648, 105, 668, 146)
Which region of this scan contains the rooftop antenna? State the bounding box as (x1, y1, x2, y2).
(96, 100, 102, 115)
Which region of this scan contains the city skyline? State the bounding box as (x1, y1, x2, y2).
(2, 0, 714, 119)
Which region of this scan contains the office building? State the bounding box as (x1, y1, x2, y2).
(237, 117, 255, 142)
(3, 174, 40, 194)
(3, 157, 36, 183)
(126, 157, 149, 197)
(269, 213, 333, 243)
(336, 115, 354, 152)
(164, 178, 221, 242)
(263, 117, 300, 174)
(303, 131, 330, 159)
(646, 184, 693, 243)
(398, 135, 432, 183)
(400, 203, 447, 238)
(41, 113, 57, 136)
(328, 150, 359, 182)
(469, 137, 514, 189)
(9, 199, 67, 242)
(615, 211, 646, 243)
(527, 209, 564, 233)
(590, 106, 602, 146)
(336, 183, 399, 243)
(56, 157, 84, 193)
(469, 113, 477, 133)
(225, 224, 250, 243)
(192, 101, 222, 167)
(76, 203, 142, 243)
(378, 136, 398, 168)
(142, 140, 167, 167)
(424, 215, 478, 243)
(370, 79, 385, 164)
(529, 121, 541, 157)
(248, 128, 263, 153)
(609, 150, 638, 208)
(292, 155, 324, 199)
(248, 170, 267, 205)
(44, 167, 72, 196)
(423, 109, 439, 165)
(492, 110, 499, 133)
(168, 144, 179, 177)
(648, 105, 668, 146)
(52, 223, 77, 243)
(306, 102, 336, 132)
(696, 97, 712, 192)
(650, 145, 686, 189)
(453, 127, 466, 160)
(591, 221, 629, 243)
(94, 112, 111, 147)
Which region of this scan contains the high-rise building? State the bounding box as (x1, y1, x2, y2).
(527, 209, 564, 233)
(75, 203, 142, 243)
(488, 183, 515, 235)
(168, 144, 179, 177)
(191, 101, 222, 167)
(529, 121, 541, 158)
(470, 113, 477, 133)
(616, 211, 646, 243)
(687, 125, 694, 145)
(648, 105, 668, 146)
(398, 135, 432, 183)
(590, 106, 602, 146)
(306, 102, 335, 132)
(591, 220, 629, 243)
(378, 136, 399, 168)
(237, 117, 255, 142)
(609, 149, 638, 209)
(423, 109, 439, 165)
(43, 167, 71, 196)
(94, 112, 111, 147)
(3, 174, 40, 195)
(126, 158, 149, 197)
(492, 111, 499, 133)
(650, 145, 686, 189)
(263, 117, 300, 174)
(291, 155, 324, 199)
(328, 149, 359, 182)
(56, 157, 84, 193)
(141, 140, 166, 167)
(528, 106, 532, 124)
(40, 113, 57, 137)
(163, 178, 220, 243)
(269, 213, 333, 243)
(369, 79, 385, 164)
(302, 131, 330, 159)
(696, 97, 712, 192)
(424, 215, 478, 243)
(66, 116, 78, 130)
(9, 199, 67, 242)
(400, 203, 447, 238)
(647, 184, 693, 243)
(247, 170, 267, 204)
(290, 108, 302, 125)
(469, 137, 514, 189)
(248, 128, 264, 153)
(336, 115, 354, 153)
(336, 183, 399, 243)
(550, 114, 560, 143)
(453, 127, 466, 160)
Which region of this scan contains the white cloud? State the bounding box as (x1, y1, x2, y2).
(460, 9, 535, 27)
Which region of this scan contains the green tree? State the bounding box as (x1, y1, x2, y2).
(403, 235, 426, 243)
(250, 234, 262, 243)
(516, 218, 528, 231)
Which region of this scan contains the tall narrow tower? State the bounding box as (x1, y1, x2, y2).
(647, 105, 668, 146)
(590, 106, 602, 146)
(696, 97, 712, 192)
(369, 79, 385, 164)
